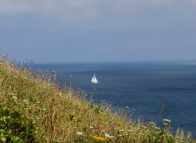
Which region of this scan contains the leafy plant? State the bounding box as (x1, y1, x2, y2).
(0, 106, 39, 143)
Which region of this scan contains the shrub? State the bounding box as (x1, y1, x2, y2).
(0, 105, 39, 143)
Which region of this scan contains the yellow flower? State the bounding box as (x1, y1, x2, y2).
(92, 136, 108, 141)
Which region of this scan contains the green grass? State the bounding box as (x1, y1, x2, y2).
(0, 54, 195, 143)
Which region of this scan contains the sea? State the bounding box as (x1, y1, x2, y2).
(33, 62, 196, 136)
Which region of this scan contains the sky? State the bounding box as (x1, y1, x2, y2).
(0, 0, 196, 63)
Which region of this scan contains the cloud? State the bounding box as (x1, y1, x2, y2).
(0, 0, 196, 22)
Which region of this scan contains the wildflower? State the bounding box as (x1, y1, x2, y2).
(92, 136, 108, 141)
(110, 122, 113, 125)
(105, 133, 114, 139)
(152, 126, 160, 130)
(23, 99, 27, 102)
(163, 123, 168, 126)
(14, 76, 17, 78)
(59, 92, 62, 96)
(150, 122, 156, 126)
(163, 119, 171, 123)
(90, 126, 93, 129)
(11, 69, 14, 71)
(37, 102, 41, 104)
(76, 132, 83, 135)
(24, 77, 27, 80)
(118, 134, 121, 137)
(119, 129, 124, 132)
(12, 96, 17, 100)
(73, 127, 76, 129)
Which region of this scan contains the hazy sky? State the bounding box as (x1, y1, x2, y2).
(0, 0, 196, 63)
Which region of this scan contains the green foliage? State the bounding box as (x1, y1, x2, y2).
(0, 106, 39, 143)
(95, 104, 103, 113)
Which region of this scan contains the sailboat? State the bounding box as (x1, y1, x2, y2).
(91, 74, 99, 83)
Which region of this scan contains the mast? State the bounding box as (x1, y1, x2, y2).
(91, 74, 98, 83)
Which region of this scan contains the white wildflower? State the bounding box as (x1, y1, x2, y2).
(90, 126, 93, 129)
(163, 119, 171, 123)
(76, 132, 83, 135)
(12, 96, 17, 100)
(118, 134, 121, 137)
(119, 129, 124, 132)
(150, 122, 156, 126)
(105, 133, 114, 139)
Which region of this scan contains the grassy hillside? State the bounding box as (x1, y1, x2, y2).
(0, 54, 195, 143)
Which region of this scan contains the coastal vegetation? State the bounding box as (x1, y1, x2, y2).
(0, 54, 195, 143)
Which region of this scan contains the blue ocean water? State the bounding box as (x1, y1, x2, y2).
(34, 63, 196, 135)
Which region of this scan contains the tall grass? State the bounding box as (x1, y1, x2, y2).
(0, 54, 195, 143)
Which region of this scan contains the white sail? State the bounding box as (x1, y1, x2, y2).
(91, 74, 99, 83)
